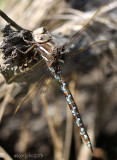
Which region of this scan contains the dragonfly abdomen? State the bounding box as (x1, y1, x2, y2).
(53, 71, 93, 152)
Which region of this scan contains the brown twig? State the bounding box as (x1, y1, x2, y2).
(0, 9, 24, 30)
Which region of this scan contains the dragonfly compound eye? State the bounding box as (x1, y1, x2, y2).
(32, 27, 52, 43)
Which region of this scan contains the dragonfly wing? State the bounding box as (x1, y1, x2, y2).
(62, 7, 104, 50)
(7, 59, 46, 84)
(65, 40, 109, 58)
(62, 40, 113, 78)
(13, 69, 52, 118)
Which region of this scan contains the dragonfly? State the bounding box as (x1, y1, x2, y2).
(0, 8, 108, 153)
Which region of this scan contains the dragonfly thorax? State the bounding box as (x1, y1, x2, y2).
(32, 27, 52, 43)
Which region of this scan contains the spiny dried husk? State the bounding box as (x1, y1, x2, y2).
(0, 25, 42, 83)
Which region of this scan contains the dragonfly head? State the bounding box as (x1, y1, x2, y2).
(32, 27, 52, 43)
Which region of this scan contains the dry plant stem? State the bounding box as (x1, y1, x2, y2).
(40, 83, 64, 160)
(0, 10, 24, 30)
(63, 82, 73, 160)
(0, 75, 5, 84)
(100, 1, 117, 14)
(0, 146, 13, 160)
(93, 148, 108, 160)
(41, 94, 64, 160)
(57, 1, 117, 20)
(0, 84, 15, 122)
(74, 124, 81, 156)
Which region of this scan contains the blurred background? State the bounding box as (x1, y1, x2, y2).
(0, 0, 117, 160)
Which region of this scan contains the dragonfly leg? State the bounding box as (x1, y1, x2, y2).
(14, 44, 36, 55)
(23, 37, 36, 44)
(29, 50, 38, 63)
